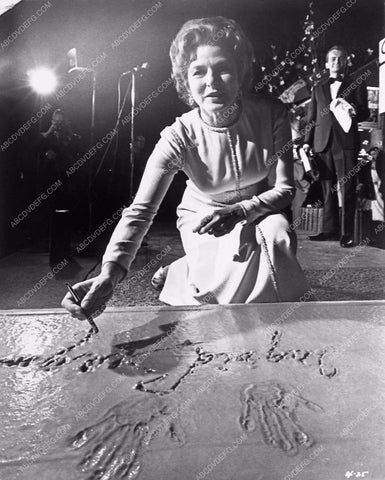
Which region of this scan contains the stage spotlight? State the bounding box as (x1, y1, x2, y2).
(28, 67, 57, 95)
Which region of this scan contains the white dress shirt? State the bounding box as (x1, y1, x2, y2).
(330, 80, 342, 99)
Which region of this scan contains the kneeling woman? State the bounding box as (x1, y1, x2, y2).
(62, 16, 310, 318)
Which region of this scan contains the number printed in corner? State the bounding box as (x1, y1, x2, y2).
(345, 472, 369, 478)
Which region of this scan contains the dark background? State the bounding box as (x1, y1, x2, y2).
(0, 0, 383, 257)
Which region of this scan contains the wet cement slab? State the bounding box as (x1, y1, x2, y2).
(0, 301, 384, 480)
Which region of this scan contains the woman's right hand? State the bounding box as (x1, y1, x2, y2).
(192, 204, 246, 237)
(61, 275, 115, 321)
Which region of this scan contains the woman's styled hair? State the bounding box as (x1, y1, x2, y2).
(169, 16, 255, 107)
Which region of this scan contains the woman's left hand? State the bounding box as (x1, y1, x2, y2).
(193, 204, 246, 237)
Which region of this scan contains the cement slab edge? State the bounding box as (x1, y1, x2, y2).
(1, 300, 385, 316)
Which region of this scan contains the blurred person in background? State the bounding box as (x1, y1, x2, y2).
(36, 109, 84, 264)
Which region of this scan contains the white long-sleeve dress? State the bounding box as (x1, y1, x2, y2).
(102, 95, 310, 305)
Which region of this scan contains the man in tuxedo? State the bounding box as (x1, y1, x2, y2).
(304, 45, 369, 247)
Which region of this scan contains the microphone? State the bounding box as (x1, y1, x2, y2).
(67, 48, 78, 69)
(121, 62, 149, 76)
(67, 47, 94, 73)
(68, 66, 93, 73)
(134, 62, 149, 72)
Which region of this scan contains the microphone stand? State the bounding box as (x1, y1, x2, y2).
(88, 69, 96, 232)
(127, 69, 149, 246)
(68, 66, 96, 232)
(90, 72, 133, 210)
(90, 70, 96, 148)
(129, 70, 136, 203)
(68, 66, 96, 149)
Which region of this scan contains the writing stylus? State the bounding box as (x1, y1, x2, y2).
(65, 282, 99, 334)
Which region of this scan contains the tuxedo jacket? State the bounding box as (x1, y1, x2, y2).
(305, 75, 369, 153)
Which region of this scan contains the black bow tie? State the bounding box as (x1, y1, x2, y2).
(329, 76, 343, 83)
